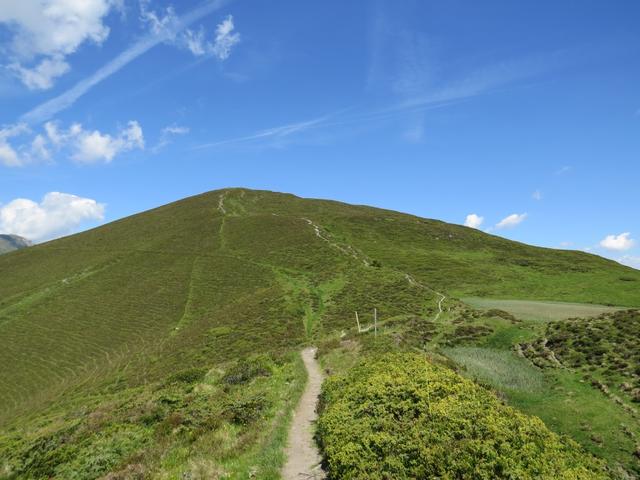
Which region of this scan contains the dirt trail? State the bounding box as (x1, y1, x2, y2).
(282, 347, 325, 479)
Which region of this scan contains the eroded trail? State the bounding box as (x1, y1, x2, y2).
(282, 347, 325, 479)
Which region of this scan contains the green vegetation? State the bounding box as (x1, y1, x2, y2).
(521, 310, 640, 396)
(463, 298, 621, 322)
(443, 347, 545, 392)
(317, 353, 607, 479)
(446, 300, 640, 476)
(0, 353, 306, 479)
(1, 188, 639, 477)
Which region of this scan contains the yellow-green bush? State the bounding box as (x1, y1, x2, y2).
(317, 353, 608, 479)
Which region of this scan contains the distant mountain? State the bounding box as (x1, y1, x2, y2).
(0, 234, 32, 254)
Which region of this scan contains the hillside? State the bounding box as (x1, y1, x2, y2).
(1, 188, 638, 478)
(0, 234, 31, 255)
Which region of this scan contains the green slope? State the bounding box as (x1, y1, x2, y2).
(1, 188, 638, 478)
(1, 188, 638, 421)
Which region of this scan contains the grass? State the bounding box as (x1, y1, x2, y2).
(439, 305, 640, 477)
(462, 297, 621, 322)
(0, 353, 307, 480)
(519, 369, 640, 476)
(442, 347, 545, 392)
(1, 187, 639, 477)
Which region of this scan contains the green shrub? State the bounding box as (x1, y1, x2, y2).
(521, 310, 640, 392)
(317, 353, 607, 479)
(225, 394, 269, 425)
(166, 367, 209, 385)
(222, 356, 272, 385)
(484, 308, 518, 323)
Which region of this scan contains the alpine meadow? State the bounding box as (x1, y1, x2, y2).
(0, 188, 639, 478)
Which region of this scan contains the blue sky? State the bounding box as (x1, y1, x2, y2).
(1, 0, 639, 268)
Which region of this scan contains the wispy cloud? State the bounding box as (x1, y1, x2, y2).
(193, 115, 330, 150)
(152, 124, 190, 153)
(532, 190, 542, 201)
(395, 55, 554, 112)
(555, 165, 572, 175)
(20, 0, 228, 125)
(140, 2, 240, 60)
(366, 2, 561, 116)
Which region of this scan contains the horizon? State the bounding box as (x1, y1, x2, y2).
(8, 185, 637, 272)
(1, 0, 639, 269)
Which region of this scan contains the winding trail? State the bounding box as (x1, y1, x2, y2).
(282, 347, 325, 480)
(405, 274, 447, 321)
(302, 216, 447, 323)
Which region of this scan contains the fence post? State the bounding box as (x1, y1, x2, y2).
(374, 308, 377, 337)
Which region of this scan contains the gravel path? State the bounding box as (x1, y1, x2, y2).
(282, 347, 325, 479)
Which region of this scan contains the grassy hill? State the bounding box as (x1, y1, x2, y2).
(1, 188, 638, 478)
(0, 235, 31, 255)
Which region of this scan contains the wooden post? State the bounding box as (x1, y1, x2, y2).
(355, 311, 361, 333)
(374, 308, 377, 337)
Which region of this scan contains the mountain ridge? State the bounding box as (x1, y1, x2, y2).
(0, 234, 32, 254)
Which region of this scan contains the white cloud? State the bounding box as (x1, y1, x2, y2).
(532, 190, 542, 201)
(619, 255, 640, 270)
(139, 3, 239, 60)
(464, 214, 484, 229)
(21, 1, 227, 124)
(555, 165, 572, 175)
(0, 124, 29, 167)
(139, 2, 178, 36)
(183, 27, 207, 55)
(559, 241, 573, 248)
(9, 55, 70, 90)
(152, 124, 189, 152)
(496, 213, 527, 229)
(0, 192, 105, 241)
(1, 120, 144, 166)
(210, 15, 240, 60)
(0, 0, 116, 89)
(30, 134, 50, 161)
(162, 125, 189, 136)
(0, 123, 51, 166)
(71, 121, 144, 164)
(600, 232, 635, 252)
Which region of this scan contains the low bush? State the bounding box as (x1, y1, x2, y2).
(484, 308, 519, 323)
(222, 356, 272, 385)
(225, 394, 269, 425)
(166, 367, 209, 385)
(317, 353, 607, 479)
